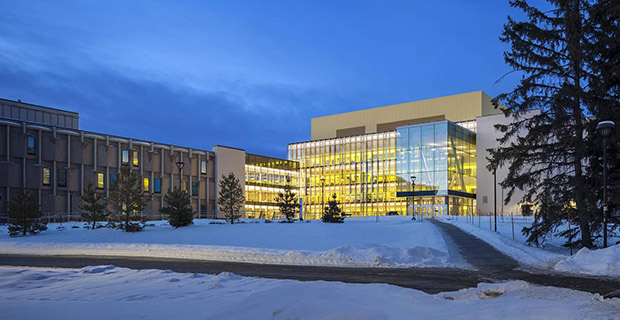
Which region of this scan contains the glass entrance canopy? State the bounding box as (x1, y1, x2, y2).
(396, 121, 476, 198)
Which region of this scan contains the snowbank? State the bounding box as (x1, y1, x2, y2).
(0, 217, 456, 268)
(440, 217, 620, 278)
(0, 266, 618, 319)
(554, 244, 620, 277)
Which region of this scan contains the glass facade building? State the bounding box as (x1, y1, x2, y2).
(244, 154, 300, 219)
(396, 121, 476, 216)
(288, 131, 402, 219)
(289, 121, 477, 219)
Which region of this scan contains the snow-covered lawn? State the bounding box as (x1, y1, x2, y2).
(0, 216, 457, 268)
(0, 266, 618, 320)
(440, 216, 620, 278)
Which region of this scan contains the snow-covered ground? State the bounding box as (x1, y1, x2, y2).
(0, 266, 618, 320)
(440, 216, 620, 278)
(0, 216, 458, 268)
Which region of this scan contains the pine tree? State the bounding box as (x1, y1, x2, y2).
(491, 0, 600, 248)
(80, 182, 107, 230)
(107, 165, 148, 232)
(585, 0, 620, 244)
(217, 172, 245, 224)
(274, 179, 298, 222)
(7, 189, 47, 236)
(161, 188, 194, 228)
(322, 193, 345, 223)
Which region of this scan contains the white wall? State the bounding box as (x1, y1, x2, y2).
(476, 111, 538, 216)
(213, 145, 246, 218)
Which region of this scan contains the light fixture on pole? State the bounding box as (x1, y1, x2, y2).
(410, 176, 416, 220)
(596, 120, 615, 248)
(176, 161, 185, 191)
(320, 178, 326, 219)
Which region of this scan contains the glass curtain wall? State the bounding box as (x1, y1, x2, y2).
(396, 121, 476, 216)
(288, 132, 404, 219)
(244, 154, 300, 219)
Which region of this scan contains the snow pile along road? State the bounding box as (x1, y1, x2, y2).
(0, 217, 456, 268)
(439, 217, 620, 278)
(0, 266, 618, 320)
(554, 244, 620, 277)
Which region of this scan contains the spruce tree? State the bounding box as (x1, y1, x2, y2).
(322, 193, 345, 223)
(491, 0, 600, 248)
(80, 182, 107, 230)
(107, 165, 148, 232)
(161, 188, 194, 228)
(217, 172, 245, 224)
(274, 179, 299, 222)
(7, 189, 47, 236)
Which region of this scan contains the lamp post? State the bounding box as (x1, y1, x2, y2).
(596, 120, 615, 248)
(494, 167, 497, 232)
(320, 178, 326, 219)
(410, 176, 416, 220)
(175, 161, 185, 191)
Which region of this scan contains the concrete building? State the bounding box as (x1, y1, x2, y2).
(0, 98, 297, 220)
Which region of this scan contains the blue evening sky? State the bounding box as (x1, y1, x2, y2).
(0, 1, 529, 158)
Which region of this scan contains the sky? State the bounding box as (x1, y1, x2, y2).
(0, 0, 526, 158)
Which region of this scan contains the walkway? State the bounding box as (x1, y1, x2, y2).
(429, 219, 519, 271)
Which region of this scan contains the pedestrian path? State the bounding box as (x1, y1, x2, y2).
(429, 219, 519, 271)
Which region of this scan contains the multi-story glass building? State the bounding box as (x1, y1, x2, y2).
(244, 154, 299, 219)
(289, 91, 521, 218)
(395, 121, 476, 217)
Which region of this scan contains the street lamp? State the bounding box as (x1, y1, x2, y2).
(320, 178, 326, 219)
(596, 120, 615, 248)
(410, 176, 416, 221)
(494, 166, 497, 233)
(176, 161, 185, 191)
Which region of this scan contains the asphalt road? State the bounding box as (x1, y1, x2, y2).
(1, 254, 619, 297)
(2, 218, 618, 297)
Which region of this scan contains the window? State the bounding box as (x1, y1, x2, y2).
(200, 160, 207, 174)
(482, 196, 488, 204)
(57, 169, 67, 187)
(27, 136, 36, 155)
(110, 173, 118, 185)
(42, 167, 51, 186)
(154, 178, 161, 193)
(182, 181, 188, 192)
(121, 150, 129, 164)
(97, 173, 104, 189)
(133, 150, 139, 167)
(192, 181, 198, 196)
(143, 177, 149, 192)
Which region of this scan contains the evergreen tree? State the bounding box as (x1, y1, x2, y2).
(274, 179, 298, 222)
(7, 189, 47, 236)
(585, 0, 620, 244)
(322, 193, 345, 223)
(80, 182, 107, 230)
(217, 172, 245, 224)
(107, 165, 148, 232)
(491, 0, 601, 248)
(161, 188, 194, 228)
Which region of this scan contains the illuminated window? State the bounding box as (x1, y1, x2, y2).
(192, 181, 198, 196)
(154, 178, 161, 193)
(57, 169, 67, 187)
(143, 177, 149, 192)
(42, 167, 51, 186)
(182, 181, 188, 192)
(121, 150, 129, 164)
(200, 160, 207, 174)
(97, 172, 104, 189)
(133, 150, 139, 166)
(27, 136, 36, 155)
